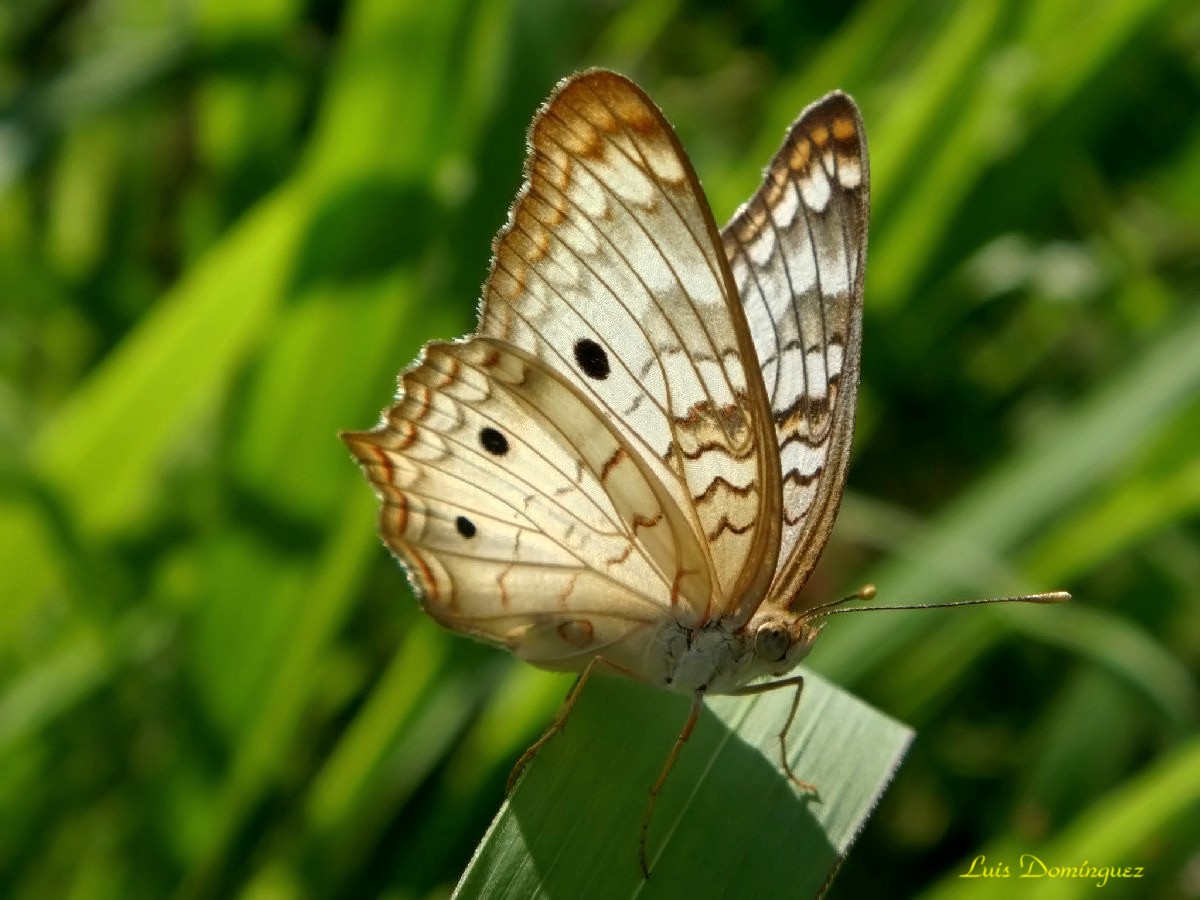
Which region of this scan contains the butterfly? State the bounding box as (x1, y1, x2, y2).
(342, 69, 1067, 877)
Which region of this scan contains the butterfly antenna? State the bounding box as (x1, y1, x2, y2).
(796, 583, 877, 617)
(805, 588, 1070, 621)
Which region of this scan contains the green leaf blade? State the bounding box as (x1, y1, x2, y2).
(455, 670, 912, 898)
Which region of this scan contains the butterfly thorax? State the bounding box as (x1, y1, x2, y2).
(655, 613, 823, 695)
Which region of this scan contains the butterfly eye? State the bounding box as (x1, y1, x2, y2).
(573, 338, 610, 380)
(479, 426, 509, 456)
(754, 621, 791, 663)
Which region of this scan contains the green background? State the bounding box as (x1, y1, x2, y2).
(2, 0, 1198, 897)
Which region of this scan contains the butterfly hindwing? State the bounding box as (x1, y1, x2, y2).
(343, 339, 703, 678)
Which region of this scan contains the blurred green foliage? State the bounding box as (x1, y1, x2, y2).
(2, 0, 1199, 897)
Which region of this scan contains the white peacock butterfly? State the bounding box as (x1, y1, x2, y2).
(342, 69, 1068, 877)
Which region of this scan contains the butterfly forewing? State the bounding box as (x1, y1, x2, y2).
(721, 92, 869, 610)
(481, 70, 781, 624)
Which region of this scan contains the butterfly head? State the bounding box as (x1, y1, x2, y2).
(747, 611, 824, 678)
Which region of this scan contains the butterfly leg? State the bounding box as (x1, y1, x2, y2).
(505, 655, 634, 794)
(777, 676, 819, 796)
(733, 675, 819, 797)
(639, 692, 703, 879)
(506, 660, 597, 794)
